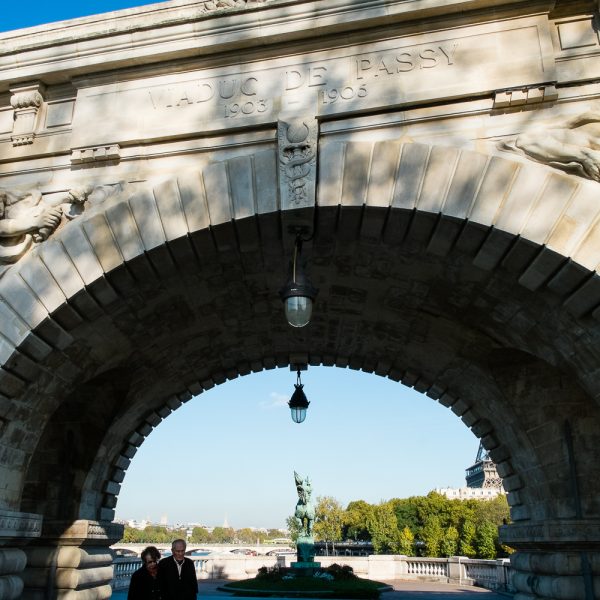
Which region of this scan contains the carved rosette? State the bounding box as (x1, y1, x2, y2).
(278, 119, 318, 211)
(9, 83, 45, 146)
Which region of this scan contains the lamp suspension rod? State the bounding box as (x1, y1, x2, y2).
(293, 234, 303, 284)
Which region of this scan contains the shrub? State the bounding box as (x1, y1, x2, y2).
(324, 564, 357, 580)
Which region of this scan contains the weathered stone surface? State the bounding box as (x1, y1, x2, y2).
(1, 2, 600, 600)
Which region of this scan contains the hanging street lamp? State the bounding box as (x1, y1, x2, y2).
(279, 234, 318, 328)
(288, 370, 310, 424)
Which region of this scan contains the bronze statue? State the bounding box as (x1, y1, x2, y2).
(294, 471, 315, 538)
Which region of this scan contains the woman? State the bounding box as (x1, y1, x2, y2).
(127, 546, 161, 600)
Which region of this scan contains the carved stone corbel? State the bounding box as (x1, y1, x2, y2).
(71, 144, 121, 165)
(9, 83, 45, 146)
(493, 84, 558, 109)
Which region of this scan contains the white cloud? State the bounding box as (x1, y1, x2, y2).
(259, 392, 288, 410)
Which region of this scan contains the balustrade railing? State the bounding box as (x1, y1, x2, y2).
(113, 557, 211, 590)
(111, 555, 514, 594)
(113, 557, 142, 590)
(462, 558, 514, 593)
(405, 558, 449, 578)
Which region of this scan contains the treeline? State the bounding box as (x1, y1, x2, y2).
(288, 492, 511, 560)
(121, 526, 286, 545)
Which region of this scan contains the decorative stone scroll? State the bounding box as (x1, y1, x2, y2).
(498, 107, 600, 182)
(278, 118, 318, 211)
(9, 83, 45, 146)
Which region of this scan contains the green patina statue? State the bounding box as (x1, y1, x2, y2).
(293, 471, 317, 564)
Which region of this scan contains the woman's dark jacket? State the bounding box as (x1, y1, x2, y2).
(127, 565, 161, 600)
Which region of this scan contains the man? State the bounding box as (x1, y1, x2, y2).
(158, 539, 198, 600)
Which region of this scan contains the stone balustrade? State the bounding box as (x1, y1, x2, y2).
(112, 555, 514, 594)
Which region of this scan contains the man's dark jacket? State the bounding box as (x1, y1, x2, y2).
(127, 565, 161, 600)
(158, 556, 198, 600)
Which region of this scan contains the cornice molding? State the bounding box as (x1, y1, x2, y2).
(0, 0, 549, 89)
(0, 510, 42, 541)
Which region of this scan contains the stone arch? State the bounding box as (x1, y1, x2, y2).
(1, 141, 599, 599)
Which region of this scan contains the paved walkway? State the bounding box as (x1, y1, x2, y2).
(113, 580, 509, 600)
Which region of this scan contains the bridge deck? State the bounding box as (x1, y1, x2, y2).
(111, 579, 508, 600)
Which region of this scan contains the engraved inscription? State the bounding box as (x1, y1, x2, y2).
(284, 66, 329, 90)
(145, 42, 458, 122)
(148, 76, 260, 108)
(355, 44, 458, 79)
(224, 99, 269, 118)
(72, 19, 551, 148)
(320, 84, 368, 105)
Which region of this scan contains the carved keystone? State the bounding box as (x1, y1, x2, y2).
(278, 118, 318, 234)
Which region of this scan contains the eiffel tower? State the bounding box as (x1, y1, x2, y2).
(465, 442, 504, 490)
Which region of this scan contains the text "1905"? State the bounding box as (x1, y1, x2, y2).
(320, 85, 368, 104)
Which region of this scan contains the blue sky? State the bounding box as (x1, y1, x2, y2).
(0, 2, 156, 32)
(2, 1, 478, 529)
(116, 367, 477, 528)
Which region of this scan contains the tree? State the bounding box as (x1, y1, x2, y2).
(459, 519, 476, 557)
(440, 525, 459, 557)
(267, 529, 283, 539)
(421, 515, 444, 557)
(190, 527, 212, 543)
(390, 498, 420, 532)
(286, 515, 301, 544)
(211, 527, 235, 543)
(473, 495, 510, 527)
(475, 522, 498, 559)
(122, 527, 143, 543)
(366, 501, 398, 554)
(314, 496, 344, 555)
(236, 528, 257, 544)
(397, 526, 415, 556)
(136, 526, 173, 543)
(343, 500, 373, 542)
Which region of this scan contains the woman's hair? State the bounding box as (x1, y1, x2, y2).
(141, 546, 161, 563)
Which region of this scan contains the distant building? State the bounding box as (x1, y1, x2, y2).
(465, 443, 504, 489)
(436, 442, 505, 501)
(127, 519, 150, 530)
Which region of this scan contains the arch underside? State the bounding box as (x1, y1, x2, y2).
(0, 141, 599, 538)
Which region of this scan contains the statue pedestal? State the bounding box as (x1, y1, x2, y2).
(290, 561, 321, 577)
(292, 535, 320, 576)
(296, 535, 316, 563)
